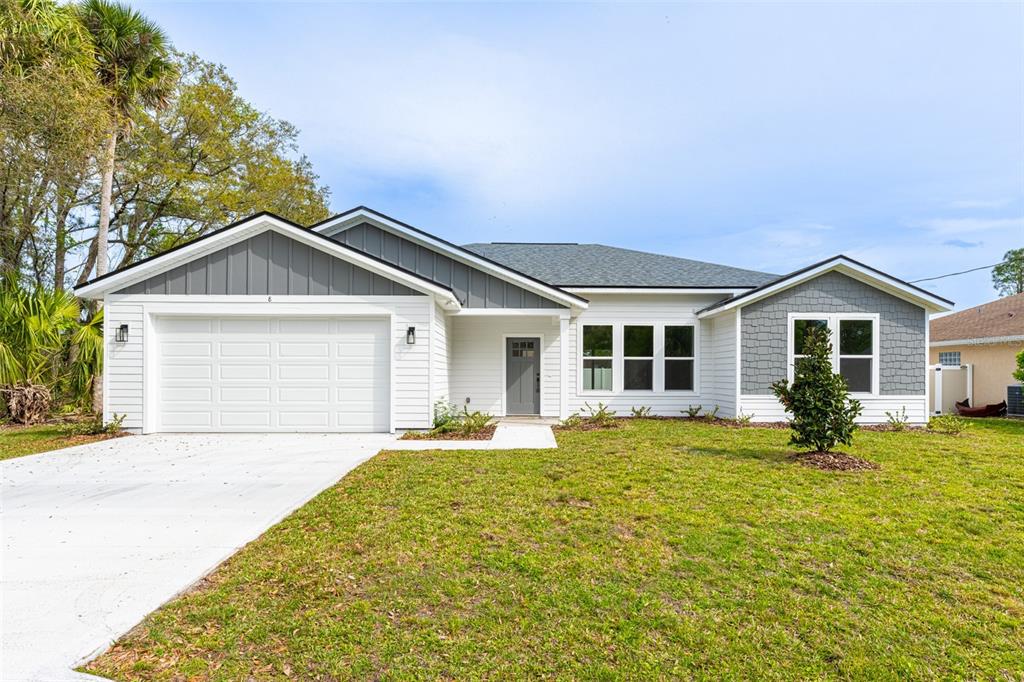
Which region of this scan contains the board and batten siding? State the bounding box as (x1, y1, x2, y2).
(565, 293, 732, 416)
(448, 315, 562, 417)
(115, 230, 424, 297)
(430, 302, 452, 414)
(102, 296, 434, 432)
(329, 222, 565, 309)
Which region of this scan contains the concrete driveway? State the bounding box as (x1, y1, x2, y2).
(1, 432, 396, 681)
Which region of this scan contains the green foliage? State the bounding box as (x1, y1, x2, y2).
(458, 408, 493, 435)
(0, 282, 101, 418)
(928, 414, 970, 435)
(1013, 348, 1024, 384)
(583, 401, 617, 427)
(432, 399, 459, 431)
(630, 405, 652, 418)
(59, 411, 124, 436)
(683, 405, 702, 418)
(734, 412, 754, 426)
(428, 403, 493, 436)
(771, 326, 862, 452)
(885, 406, 910, 432)
(992, 247, 1023, 297)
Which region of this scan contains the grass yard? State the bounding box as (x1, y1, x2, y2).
(87, 419, 1024, 680)
(0, 423, 122, 461)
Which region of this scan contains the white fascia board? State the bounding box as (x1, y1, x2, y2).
(313, 208, 588, 310)
(697, 259, 954, 319)
(451, 308, 571, 319)
(563, 287, 750, 295)
(76, 215, 462, 310)
(930, 335, 1024, 347)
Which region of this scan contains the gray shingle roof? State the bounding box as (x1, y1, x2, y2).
(461, 242, 778, 288)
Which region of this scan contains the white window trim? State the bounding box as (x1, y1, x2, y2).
(664, 325, 697, 392)
(577, 320, 700, 396)
(786, 313, 880, 397)
(938, 351, 961, 367)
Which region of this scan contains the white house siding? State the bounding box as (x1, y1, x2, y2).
(702, 308, 738, 418)
(102, 295, 433, 432)
(565, 293, 730, 417)
(430, 302, 452, 415)
(739, 395, 929, 425)
(104, 300, 146, 431)
(448, 314, 562, 417)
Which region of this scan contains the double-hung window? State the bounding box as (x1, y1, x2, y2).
(582, 325, 613, 391)
(623, 325, 654, 390)
(790, 315, 877, 394)
(664, 325, 695, 390)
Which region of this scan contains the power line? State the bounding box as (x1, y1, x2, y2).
(909, 258, 1017, 284)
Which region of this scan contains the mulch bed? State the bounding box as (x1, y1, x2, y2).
(790, 450, 880, 471)
(400, 424, 497, 441)
(553, 421, 621, 432)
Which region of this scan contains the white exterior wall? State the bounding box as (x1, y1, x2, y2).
(739, 395, 929, 425)
(703, 308, 738, 418)
(448, 314, 563, 417)
(430, 302, 452, 417)
(566, 293, 731, 417)
(102, 295, 433, 432)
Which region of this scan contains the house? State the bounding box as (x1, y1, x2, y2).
(929, 293, 1024, 409)
(74, 207, 953, 433)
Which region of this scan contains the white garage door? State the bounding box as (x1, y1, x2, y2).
(155, 316, 390, 432)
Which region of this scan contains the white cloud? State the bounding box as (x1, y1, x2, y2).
(915, 217, 1024, 235)
(949, 198, 1013, 209)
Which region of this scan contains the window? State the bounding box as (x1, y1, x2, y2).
(664, 325, 695, 390)
(582, 325, 613, 391)
(838, 319, 873, 393)
(790, 315, 877, 394)
(623, 325, 653, 390)
(938, 351, 961, 367)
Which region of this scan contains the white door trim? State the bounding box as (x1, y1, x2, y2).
(500, 333, 544, 416)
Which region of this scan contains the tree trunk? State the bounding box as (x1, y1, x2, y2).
(92, 128, 117, 416)
(96, 129, 117, 278)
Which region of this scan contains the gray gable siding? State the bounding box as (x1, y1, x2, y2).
(115, 230, 424, 297)
(740, 271, 926, 395)
(330, 222, 566, 309)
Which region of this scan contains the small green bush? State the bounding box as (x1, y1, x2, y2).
(771, 327, 862, 453)
(683, 405, 702, 419)
(59, 412, 125, 436)
(734, 412, 754, 426)
(929, 414, 970, 435)
(1013, 348, 1024, 384)
(630, 406, 652, 418)
(458, 408, 493, 435)
(584, 402, 617, 427)
(885, 407, 909, 432)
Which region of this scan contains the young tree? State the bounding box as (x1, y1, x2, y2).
(992, 247, 1024, 297)
(1013, 348, 1024, 384)
(76, 0, 176, 279)
(771, 327, 863, 453)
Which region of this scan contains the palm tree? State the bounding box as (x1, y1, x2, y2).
(76, 0, 176, 279)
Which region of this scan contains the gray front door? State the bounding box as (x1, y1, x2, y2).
(506, 337, 540, 415)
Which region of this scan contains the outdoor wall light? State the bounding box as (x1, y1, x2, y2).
(406, 326, 416, 345)
(115, 324, 129, 343)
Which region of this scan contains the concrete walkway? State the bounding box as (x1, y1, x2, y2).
(396, 421, 558, 450)
(1, 433, 396, 681)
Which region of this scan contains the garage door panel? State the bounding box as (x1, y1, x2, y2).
(156, 316, 389, 432)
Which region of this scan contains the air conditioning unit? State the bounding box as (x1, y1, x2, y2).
(1008, 385, 1024, 417)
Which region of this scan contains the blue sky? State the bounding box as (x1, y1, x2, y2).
(134, 1, 1023, 309)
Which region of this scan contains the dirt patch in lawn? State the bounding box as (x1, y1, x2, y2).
(790, 450, 880, 472)
(400, 424, 497, 441)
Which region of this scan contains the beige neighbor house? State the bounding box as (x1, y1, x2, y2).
(929, 292, 1023, 411)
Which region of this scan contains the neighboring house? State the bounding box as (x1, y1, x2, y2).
(929, 293, 1024, 407)
(75, 207, 953, 432)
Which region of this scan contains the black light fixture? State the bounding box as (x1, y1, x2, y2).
(115, 324, 129, 343)
(406, 326, 416, 345)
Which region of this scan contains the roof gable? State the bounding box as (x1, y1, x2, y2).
(312, 207, 587, 309)
(697, 255, 954, 317)
(75, 213, 459, 307)
(462, 243, 778, 289)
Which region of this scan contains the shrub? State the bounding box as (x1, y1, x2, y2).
(584, 401, 617, 427)
(1014, 348, 1024, 384)
(432, 399, 460, 433)
(734, 412, 754, 426)
(683, 405, 702, 419)
(885, 406, 909, 432)
(60, 412, 125, 436)
(929, 414, 970, 435)
(705, 405, 719, 420)
(427, 405, 493, 436)
(458, 407, 493, 435)
(771, 326, 862, 453)
(630, 405, 652, 418)
(560, 413, 584, 428)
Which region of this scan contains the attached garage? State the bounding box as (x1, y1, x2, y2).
(155, 316, 389, 432)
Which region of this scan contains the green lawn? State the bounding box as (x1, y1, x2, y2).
(0, 423, 117, 461)
(87, 419, 1024, 680)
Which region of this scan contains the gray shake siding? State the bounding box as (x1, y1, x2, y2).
(331, 222, 565, 309)
(115, 230, 423, 296)
(740, 271, 926, 395)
